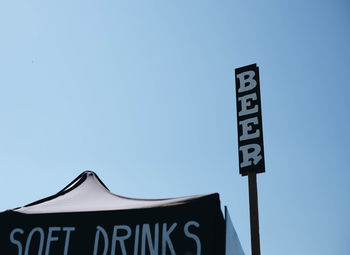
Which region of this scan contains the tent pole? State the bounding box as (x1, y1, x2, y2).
(248, 173, 261, 255)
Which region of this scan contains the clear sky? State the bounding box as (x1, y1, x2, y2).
(1, 0, 349, 254)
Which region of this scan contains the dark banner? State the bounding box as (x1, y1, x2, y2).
(0, 194, 224, 255)
(235, 64, 265, 176)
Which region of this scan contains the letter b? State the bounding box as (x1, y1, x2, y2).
(237, 70, 257, 93)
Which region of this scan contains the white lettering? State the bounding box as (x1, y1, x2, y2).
(141, 223, 159, 255)
(45, 227, 60, 255)
(239, 144, 262, 167)
(237, 70, 257, 93)
(93, 226, 109, 255)
(184, 221, 201, 255)
(24, 227, 44, 255)
(238, 93, 258, 116)
(162, 223, 177, 255)
(62, 227, 75, 255)
(239, 117, 260, 141)
(133, 225, 140, 255)
(10, 228, 24, 255)
(111, 225, 132, 255)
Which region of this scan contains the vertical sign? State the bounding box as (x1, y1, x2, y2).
(235, 63, 265, 176)
(235, 63, 265, 255)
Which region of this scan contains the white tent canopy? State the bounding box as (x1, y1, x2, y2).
(15, 171, 205, 214)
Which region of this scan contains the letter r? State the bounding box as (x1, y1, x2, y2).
(239, 144, 262, 167)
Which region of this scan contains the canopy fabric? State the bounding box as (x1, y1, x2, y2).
(225, 207, 245, 255)
(14, 171, 207, 214)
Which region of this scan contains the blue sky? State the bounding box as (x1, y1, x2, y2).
(1, 0, 349, 254)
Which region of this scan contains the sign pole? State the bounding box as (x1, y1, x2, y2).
(248, 173, 260, 255)
(234, 63, 264, 255)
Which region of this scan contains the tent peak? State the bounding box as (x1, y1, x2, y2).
(65, 170, 110, 191)
(82, 170, 97, 176)
(20, 171, 109, 209)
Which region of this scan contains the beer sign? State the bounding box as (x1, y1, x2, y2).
(235, 64, 265, 176)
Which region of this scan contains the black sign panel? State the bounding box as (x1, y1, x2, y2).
(0, 194, 225, 255)
(235, 64, 265, 176)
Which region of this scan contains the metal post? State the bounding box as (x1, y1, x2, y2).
(248, 173, 261, 255)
